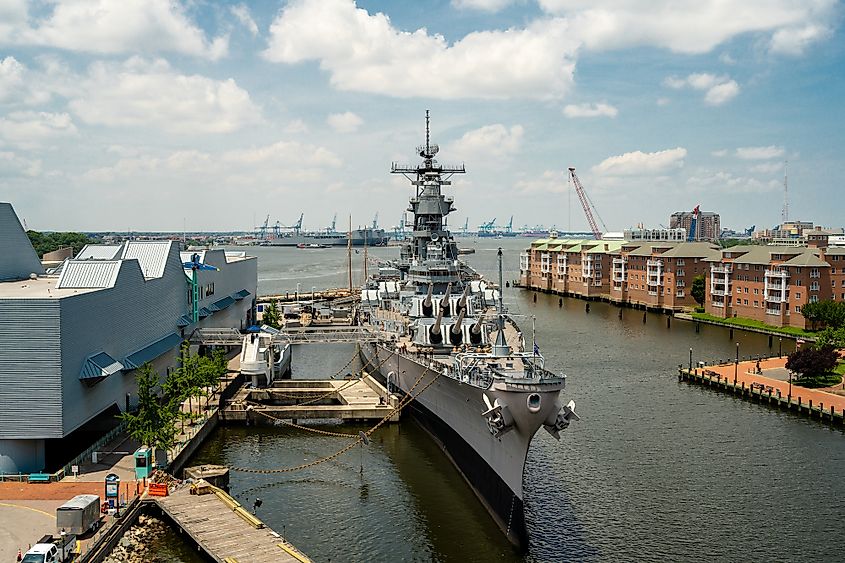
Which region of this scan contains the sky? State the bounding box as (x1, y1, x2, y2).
(0, 0, 843, 234)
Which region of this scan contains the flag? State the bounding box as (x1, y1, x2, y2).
(533, 342, 540, 356)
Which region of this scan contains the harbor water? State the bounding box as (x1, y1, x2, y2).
(167, 239, 845, 562)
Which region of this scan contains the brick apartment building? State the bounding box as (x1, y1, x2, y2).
(704, 245, 831, 328)
(520, 238, 718, 311)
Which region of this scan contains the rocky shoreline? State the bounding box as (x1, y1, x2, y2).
(103, 514, 173, 563)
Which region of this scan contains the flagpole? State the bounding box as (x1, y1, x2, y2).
(532, 315, 536, 358)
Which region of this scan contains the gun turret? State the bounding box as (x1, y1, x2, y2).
(469, 314, 484, 345)
(449, 307, 466, 346)
(457, 284, 470, 313)
(421, 283, 434, 317)
(440, 282, 453, 317)
(430, 305, 444, 345)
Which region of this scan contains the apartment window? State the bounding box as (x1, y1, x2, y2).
(795, 280, 802, 286)
(677, 259, 685, 266)
(795, 306, 800, 313)
(754, 300, 759, 307)
(677, 269, 685, 277)
(753, 288, 759, 295)
(810, 282, 820, 291)
(736, 297, 741, 304)
(810, 295, 819, 303)
(795, 292, 801, 299)
(744, 287, 749, 294)
(744, 299, 748, 305)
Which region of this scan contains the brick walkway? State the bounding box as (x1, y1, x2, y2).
(0, 481, 104, 501)
(702, 357, 845, 412)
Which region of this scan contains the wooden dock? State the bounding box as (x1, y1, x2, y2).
(678, 361, 845, 427)
(152, 484, 311, 563)
(222, 374, 400, 424)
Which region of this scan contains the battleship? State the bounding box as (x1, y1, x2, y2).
(359, 112, 578, 550)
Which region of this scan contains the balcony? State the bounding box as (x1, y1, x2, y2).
(711, 264, 732, 274)
(766, 307, 782, 315)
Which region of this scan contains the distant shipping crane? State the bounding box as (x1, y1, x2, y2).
(478, 218, 496, 234)
(687, 205, 700, 242)
(504, 216, 513, 233)
(372, 212, 379, 230)
(568, 168, 608, 240)
(462, 218, 469, 234)
(256, 214, 270, 239)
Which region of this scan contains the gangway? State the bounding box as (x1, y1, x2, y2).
(277, 326, 394, 344)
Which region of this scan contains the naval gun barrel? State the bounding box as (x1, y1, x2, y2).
(421, 283, 434, 317)
(440, 282, 453, 316)
(449, 307, 466, 345)
(429, 304, 444, 345)
(457, 284, 470, 312)
(469, 314, 484, 345)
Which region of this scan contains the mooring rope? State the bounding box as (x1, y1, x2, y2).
(229, 360, 440, 474)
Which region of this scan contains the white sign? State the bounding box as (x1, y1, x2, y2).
(72, 465, 78, 474)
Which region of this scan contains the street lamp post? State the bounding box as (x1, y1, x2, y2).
(778, 337, 782, 357)
(788, 369, 793, 402)
(689, 347, 693, 372)
(734, 342, 739, 385)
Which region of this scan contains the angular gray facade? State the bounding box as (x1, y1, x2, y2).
(0, 203, 257, 473)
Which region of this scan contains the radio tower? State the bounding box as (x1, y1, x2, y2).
(781, 160, 789, 224)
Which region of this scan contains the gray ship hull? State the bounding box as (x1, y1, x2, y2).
(262, 228, 389, 247)
(362, 342, 551, 550)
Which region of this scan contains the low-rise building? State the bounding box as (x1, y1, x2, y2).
(0, 203, 257, 474)
(704, 245, 830, 328)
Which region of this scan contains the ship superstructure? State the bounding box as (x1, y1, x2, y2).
(359, 112, 578, 550)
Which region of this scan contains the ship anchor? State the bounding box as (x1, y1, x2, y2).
(543, 400, 580, 440)
(481, 393, 514, 438)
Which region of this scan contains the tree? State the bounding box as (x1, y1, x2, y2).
(786, 345, 839, 380)
(816, 327, 845, 349)
(691, 275, 706, 306)
(119, 364, 179, 452)
(262, 300, 281, 328)
(26, 230, 94, 258)
(801, 300, 845, 330)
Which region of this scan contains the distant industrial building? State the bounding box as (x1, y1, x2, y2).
(0, 202, 257, 474)
(670, 210, 720, 241)
(623, 227, 687, 242)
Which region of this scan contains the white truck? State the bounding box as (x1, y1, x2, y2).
(21, 533, 76, 563)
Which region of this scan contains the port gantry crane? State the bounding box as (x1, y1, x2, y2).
(255, 214, 270, 239)
(568, 167, 608, 240)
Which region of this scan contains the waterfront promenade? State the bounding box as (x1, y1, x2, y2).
(680, 356, 845, 424)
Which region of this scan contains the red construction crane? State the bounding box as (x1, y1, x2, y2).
(568, 167, 607, 240)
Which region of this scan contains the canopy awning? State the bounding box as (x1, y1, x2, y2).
(80, 352, 124, 381)
(177, 314, 192, 327)
(199, 307, 213, 318)
(211, 295, 236, 312)
(232, 289, 251, 300)
(124, 332, 183, 370)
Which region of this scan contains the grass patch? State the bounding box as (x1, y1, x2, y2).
(834, 362, 845, 376)
(794, 373, 843, 389)
(690, 312, 815, 339)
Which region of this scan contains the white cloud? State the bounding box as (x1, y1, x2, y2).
(327, 111, 363, 133)
(448, 124, 524, 160)
(231, 4, 259, 37)
(593, 147, 687, 176)
(68, 58, 261, 134)
(0, 150, 41, 177)
(0, 111, 77, 148)
(711, 149, 728, 157)
(663, 73, 739, 105)
(656, 97, 670, 106)
(263, 0, 578, 100)
(285, 119, 309, 134)
(563, 102, 618, 118)
(735, 145, 785, 160)
(514, 169, 567, 194)
(7, 0, 228, 60)
(0, 56, 25, 102)
(719, 52, 736, 65)
(687, 171, 780, 194)
(536, 0, 837, 55)
(704, 80, 740, 105)
(770, 24, 832, 55)
(750, 161, 785, 174)
(452, 0, 514, 12)
(83, 140, 341, 185)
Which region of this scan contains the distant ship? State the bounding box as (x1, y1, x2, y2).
(261, 228, 389, 247)
(359, 112, 578, 550)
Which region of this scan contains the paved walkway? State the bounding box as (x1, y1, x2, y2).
(702, 357, 845, 411)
